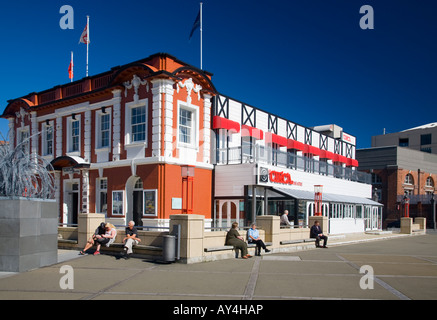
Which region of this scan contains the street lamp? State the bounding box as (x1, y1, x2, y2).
(314, 185, 323, 216)
(431, 193, 435, 230)
(402, 193, 410, 218)
(181, 165, 195, 214)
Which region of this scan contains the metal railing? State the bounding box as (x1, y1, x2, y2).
(213, 145, 371, 184)
(396, 194, 435, 205)
(114, 224, 170, 231)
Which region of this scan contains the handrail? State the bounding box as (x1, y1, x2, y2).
(213, 145, 371, 184)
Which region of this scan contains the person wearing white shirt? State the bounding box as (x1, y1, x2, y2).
(280, 210, 293, 227)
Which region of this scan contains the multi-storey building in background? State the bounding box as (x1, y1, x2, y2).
(372, 122, 437, 155)
(1, 53, 382, 233)
(358, 124, 437, 228)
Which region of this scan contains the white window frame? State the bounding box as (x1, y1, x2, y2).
(17, 126, 30, 153)
(143, 189, 158, 217)
(112, 190, 125, 216)
(96, 178, 108, 215)
(177, 101, 199, 149)
(67, 115, 81, 155)
(42, 122, 54, 157)
(95, 109, 112, 150)
(125, 99, 148, 147)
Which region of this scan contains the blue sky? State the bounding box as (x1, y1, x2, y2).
(0, 0, 436, 148)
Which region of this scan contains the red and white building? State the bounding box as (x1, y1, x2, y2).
(1, 53, 382, 234)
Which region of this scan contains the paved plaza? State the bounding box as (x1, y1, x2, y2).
(0, 232, 436, 301)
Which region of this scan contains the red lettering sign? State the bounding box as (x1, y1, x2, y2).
(268, 170, 303, 187)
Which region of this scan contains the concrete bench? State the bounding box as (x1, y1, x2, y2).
(303, 238, 316, 243)
(280, 239, 304, 245)
(58, 239, 78, 244)
(58, 239, 79, 249)
(204, 242, 272, 258)
(280, 238, 316, 245)
(105, 243, 163, 254)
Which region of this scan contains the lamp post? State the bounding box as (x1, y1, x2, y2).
(181, 165, 195, 214)
(431, 193, 435, 230)
(402, 193, 410, 218)
(314, 185, 323, 216)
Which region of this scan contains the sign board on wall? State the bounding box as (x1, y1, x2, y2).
(257, 164, 371, 198)
(172, 198, 182, 210)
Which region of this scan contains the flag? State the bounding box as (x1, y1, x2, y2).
(68, 57, 74, 80)
(189, 10, 200, 40)
(79, 23, 90, 44)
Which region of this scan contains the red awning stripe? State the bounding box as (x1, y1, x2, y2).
(241, 125, 264, 140)
(303, 144, 321, 156)
(265, 132, 288, 147)
(212, 116, 240, 133)
(346, 158, 359, 167)
(319, 150, 336, 160)
(333, 154, 348, 164)
(287, 139, 306, 151)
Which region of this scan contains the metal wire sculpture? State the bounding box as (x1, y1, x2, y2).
(0, 131, 55, 199)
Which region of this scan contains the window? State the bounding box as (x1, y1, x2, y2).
(72, 120, 80, 152)
(112, 191, 124, 215)
(399, 138, 409, 147)
(404, 174, 414, 185)
(67, 116, 81, 153)
(125, 99, 148, 147)
(179, 108, 193, 145)
(421, 134, 432, 146)
(98, 178, 108, 214)
(426, 177, 434, 188)
(100, 113, 111, 148)
(404, 189, 414, 196)
(356, 205, 363, 219)
(371, 173, 382, 185)
(18, 127, 30, 153)
(43, 124, 53, 156)
(131, 105, 146, 143)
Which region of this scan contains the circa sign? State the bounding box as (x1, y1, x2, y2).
(259, 167, 303, 187)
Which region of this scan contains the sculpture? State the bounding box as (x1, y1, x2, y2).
(0, 131, 55, 199)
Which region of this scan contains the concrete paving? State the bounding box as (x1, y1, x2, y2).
(0, 231, 436, 301)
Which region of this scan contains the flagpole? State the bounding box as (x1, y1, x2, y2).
(200, 2, 203, 70)
(86, 15, 89, 77)
(71, 51, 74, 82)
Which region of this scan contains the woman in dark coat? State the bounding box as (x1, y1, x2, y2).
(225, 222, 252, 259)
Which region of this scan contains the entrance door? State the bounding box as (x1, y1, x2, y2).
(364, 206, 371, 230)
(132, 178, 144, 227)
(64, 181, 79, 226)
(133, 191, 143, 227)
(72, 192, 79, 225)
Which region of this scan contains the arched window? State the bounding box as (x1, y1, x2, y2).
(425, 176, 434, 188)
(404, 174, 414, 185)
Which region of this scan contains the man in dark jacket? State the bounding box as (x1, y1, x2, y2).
(310, 220, 328, 248)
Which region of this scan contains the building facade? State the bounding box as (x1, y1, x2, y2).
(356, 146, 437, 228)
(2, 53, 382, 234)
(211, 94, 382, 234)
(372, 123, 437, 155)
(2, 53, 215, 228)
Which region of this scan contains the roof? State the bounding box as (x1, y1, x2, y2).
(274, 187, 382, 206)
(401, 122, 437, 132)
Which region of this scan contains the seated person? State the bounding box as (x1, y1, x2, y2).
(122, 221, 141, 259)
(225, 222, 252, 259)
(310, 220, 328, 248)
(80, 223, 117, 255)
(247, 223, 270, 256)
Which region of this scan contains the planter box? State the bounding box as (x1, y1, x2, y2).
(0, 198, 58, 272)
